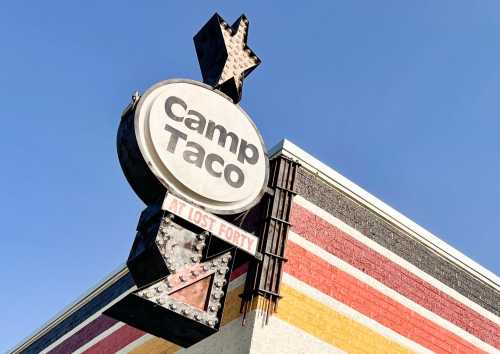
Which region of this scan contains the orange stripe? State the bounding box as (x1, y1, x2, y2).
(285, 241, 485, 354)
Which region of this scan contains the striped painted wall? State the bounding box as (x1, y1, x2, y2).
(13, 141, 500, 353)
(284, 195, 499, 353)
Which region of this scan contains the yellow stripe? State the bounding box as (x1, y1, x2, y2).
(130, 284, 414, 354)
(276, 284, 414, 354)
(128, 337, 179, 354)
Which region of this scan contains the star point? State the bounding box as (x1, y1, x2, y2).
(194, 13, 261, 103)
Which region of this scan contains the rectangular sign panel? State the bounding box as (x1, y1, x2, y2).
(163, 194, 259, 256)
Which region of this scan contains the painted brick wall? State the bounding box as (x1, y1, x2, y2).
(294, 167, 500, 316)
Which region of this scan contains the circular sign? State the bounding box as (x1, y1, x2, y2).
(128, 79, 268, 214)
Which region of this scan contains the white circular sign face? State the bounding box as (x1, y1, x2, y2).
(135, 79, 268, 214)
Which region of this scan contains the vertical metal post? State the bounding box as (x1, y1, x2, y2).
(241, 155, 299, 323)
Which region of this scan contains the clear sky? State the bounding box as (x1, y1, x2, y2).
(1, 1, 499, 351)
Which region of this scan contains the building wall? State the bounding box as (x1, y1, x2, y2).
(13, 144, 500, 354)
(284, 167, 500, 353)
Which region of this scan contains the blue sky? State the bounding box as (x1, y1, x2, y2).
(1, 1, 499, 350)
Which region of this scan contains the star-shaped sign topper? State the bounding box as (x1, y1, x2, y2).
(194, 13, 261, 103)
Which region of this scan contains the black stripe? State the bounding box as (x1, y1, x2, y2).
(295, 167, 500, 316)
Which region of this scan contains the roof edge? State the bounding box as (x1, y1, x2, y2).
(9, 265, 130, 353)
(271, 138, 499, 291)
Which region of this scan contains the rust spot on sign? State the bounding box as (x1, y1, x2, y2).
(169, 275, 213, 311)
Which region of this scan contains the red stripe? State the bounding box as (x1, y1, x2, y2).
(230, 262, 248, 280)
(48, 315, 118, 354)
(285, 241, 484, 354)
(291, 203, 500, 348)
(82, 324, 144, 354)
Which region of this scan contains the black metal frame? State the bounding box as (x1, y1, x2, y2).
(240, 156, 299, 323)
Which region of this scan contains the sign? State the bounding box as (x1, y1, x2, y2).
(132, 79, 268, 214)
(106, 209, 236, 346)
(163, 193, 259, 256)
(110, 13, 268, 348)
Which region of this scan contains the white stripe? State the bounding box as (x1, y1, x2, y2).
(227, 272, 246, 291)
(282, 273, 434, 354)
(294, 195, 500, 326)
(288, 232, 498, 353)
(72, 322, 125, 354)
(248, 311, 346, 354)
(116, 334, 155, 354)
